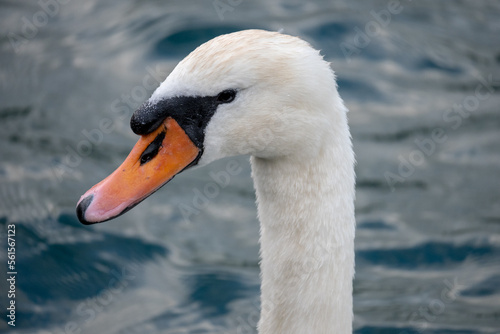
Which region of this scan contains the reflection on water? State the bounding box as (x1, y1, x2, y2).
(1, 0, 499, 333)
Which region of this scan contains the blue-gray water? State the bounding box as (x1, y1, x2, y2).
(1, 1, 500, 333)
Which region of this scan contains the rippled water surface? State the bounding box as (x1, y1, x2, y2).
(1, 1, 500, 333)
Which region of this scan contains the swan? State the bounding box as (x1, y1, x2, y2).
(76, 29, 355, 333)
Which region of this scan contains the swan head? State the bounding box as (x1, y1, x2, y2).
(76, 29, 346, 224)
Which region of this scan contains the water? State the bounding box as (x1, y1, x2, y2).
(1, 0, 499, 333)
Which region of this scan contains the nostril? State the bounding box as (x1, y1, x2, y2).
(76, 195, 94, 225)
(140, 131, 166, 165)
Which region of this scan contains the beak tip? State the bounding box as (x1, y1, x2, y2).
(76, 194, 95, 225)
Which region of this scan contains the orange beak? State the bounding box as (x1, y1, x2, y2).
(76, 117, 200, 224)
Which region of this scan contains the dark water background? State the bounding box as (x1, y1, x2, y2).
(1, 0, 500, 333)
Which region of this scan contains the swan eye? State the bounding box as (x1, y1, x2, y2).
(216, 90, 236, 104)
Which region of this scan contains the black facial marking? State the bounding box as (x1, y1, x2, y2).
(130, 90, 237, 151)
(140, 131, 166, 165)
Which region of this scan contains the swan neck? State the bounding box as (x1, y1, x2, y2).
(251, 131, 355, 334)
